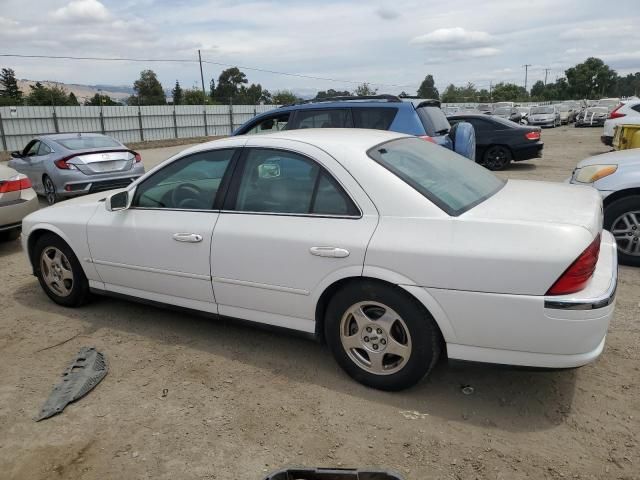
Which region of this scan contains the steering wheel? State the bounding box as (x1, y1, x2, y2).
(171, 183, 205, 209)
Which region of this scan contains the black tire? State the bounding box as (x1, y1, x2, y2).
(483, 145, 512, 171)
(0, 228, 21, 242)
(43, 175, 59, 205)
(324, 281, 442, 391)
(33, 233, 91, 307)
(604, 195, 640, 267)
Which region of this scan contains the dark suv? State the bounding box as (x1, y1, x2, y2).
(233, 95, 476, 160)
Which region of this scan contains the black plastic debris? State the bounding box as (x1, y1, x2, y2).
(263, 468, 404, 480)
(35, 347, 108, 421)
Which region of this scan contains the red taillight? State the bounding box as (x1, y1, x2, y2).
(134, 152, 142, 162)
(546, 234, 601, 295)
(608, 104, 625, 119)
(54, 158, 71, 169)
(419, 135, 436, 143)
(525, 131, 541, 141)
(0, 176, 32, 193)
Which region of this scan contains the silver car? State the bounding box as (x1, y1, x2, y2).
(569, 149, 640, 266)
(8, 133, 145, 205)
(0, 163, 39, 240)
(528, 106, 561, 128)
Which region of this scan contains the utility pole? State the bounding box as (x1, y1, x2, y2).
(523, 64, 532, 92)
(544, 68, 551, 87)
(198, 50, 207, 105)
(489, 81, 493, 102)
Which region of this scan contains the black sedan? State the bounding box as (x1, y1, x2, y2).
(448, 114, 544, 170)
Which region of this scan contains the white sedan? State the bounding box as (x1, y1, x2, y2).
(21, 129, 617, 390)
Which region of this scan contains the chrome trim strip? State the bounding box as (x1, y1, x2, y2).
(92, 259, 211, 281)
(544, 246, 618, 310)
(213, 276, 310, 296)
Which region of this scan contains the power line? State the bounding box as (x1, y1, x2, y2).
(0, 53, 418, 89)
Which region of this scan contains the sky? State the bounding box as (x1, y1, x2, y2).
(1, 0, 640, 97)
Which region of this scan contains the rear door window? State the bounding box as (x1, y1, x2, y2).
(416, 106, 450, 136)
(352, 108, 398, 130)
(292, 109, 353, 129)
(38, 142, 52, 155)
(245, 113, 290, 135)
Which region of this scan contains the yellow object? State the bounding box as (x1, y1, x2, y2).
(613, 124, 640, 150)
(575, 164, 618, 183)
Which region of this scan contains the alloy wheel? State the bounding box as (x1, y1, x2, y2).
(611, 211, 640, 256)
(340, 301, 412, 375)
(40, 246, 74, 297)
(44, 177, 57, 205)
(485, 146, 508, 170)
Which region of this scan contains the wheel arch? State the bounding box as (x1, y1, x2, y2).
(603, 188, 640, 209)
(314, 274, 455, 351)
(27, 225, 75, 274)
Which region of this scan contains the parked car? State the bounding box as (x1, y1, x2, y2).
(8, 133, 145, 205)
(602, 99, 640, 146)
(447, 113, 543, 170)
(0, 164, 39, 241)
(575, 107, 608, 127)
(569, 149, 640, 265)
(493, 101, 515, 110)
(476, 103, 493, 114)
(528, 106, 561, 127)
(597, 98, 621, 112)
(233, 95, 476, 161)
(492, 106, 522, 123)
(516, 106, 531, 124)
(21, 129, 616, 390)
(558, 104, 577, 124)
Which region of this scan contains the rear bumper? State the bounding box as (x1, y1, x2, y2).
(428, 231, 617, 368)
(0, 189, 39, 230)
(59, 175, 142, 197)
(512, 142, 544, 161)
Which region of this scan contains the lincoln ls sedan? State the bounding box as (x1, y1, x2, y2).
(21, 129, 617, 390)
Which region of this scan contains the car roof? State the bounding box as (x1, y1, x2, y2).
(38, 133, 116, 142)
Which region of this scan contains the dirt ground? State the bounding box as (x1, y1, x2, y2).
(0, 126, 638, 480)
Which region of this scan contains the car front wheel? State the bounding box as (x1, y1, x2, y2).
(605, 195, 640, 266)
(325, 281, 441, 391)
(34, 233, 91, 307)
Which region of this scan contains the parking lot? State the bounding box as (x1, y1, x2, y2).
(1, 126, 638, 480)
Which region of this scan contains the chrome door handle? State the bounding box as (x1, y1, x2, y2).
(173, 233, 203, 243)
(309, 246, 350, 258)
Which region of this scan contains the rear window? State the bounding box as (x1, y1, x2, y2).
(352, 108, 398, 130)
(56, 136, 121, 150)
(416, 106, 450, 136)
(367, 137, 505, 216)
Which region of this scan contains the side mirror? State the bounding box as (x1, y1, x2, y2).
(106, 190, 130, 212)
(10, 151, 22, 158)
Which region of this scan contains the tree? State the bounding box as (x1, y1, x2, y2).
(315, 89, 351, 99)
(182, 87, 207, 105)
(67, 92, 79, 106)
(491, 82, 529, 102)
(272, 90, 300, 105)
(215, 67, 248, 101)
(26, 82, 71, 106)
(530, 80, 545, 99)
(172, 80, 183, 105)
(131, 69, 166, 105)
(209, 78, 216, 103)
(354, 82, 378, 96)
(85, 93, 119, 106)
(440, 82, 478, 103)
(417, 75, 439, 99)
(0, 68, 23, 104)
(616, 72, 640, 97)
(565, 57, 617, 99)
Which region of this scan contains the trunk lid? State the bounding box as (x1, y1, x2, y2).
(463, 179, 603, 237)
(67, 150, 135, 175)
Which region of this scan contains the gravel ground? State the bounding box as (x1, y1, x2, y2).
(0, 126, 638, 480)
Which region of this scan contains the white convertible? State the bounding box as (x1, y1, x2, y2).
(21, 129, 617, 390)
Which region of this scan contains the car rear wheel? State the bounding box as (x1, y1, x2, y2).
(43, 175, 59, 205)
(34, 233, 91, 307)
(324, 281, 441, 391)
(483, 145, 512, 171)
(605, 195, 640, 266)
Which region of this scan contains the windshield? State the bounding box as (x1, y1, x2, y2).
(517, 107, 530, 114)
(494, 107, 511, 115)
(559, 105, 570, 112)
(56, 136, 121, 150)
(531, 106, 554, 114)
(416, 106, 451, 136)
(367, 137, 505, 216)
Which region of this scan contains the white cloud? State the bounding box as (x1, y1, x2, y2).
(53, 0, 111, 23)
(410, 27, 495, 49)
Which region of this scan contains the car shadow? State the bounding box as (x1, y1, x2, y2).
(0, 236, 23, 257)
(507, 162, 537, 172)
(13, 283, 577, 434)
